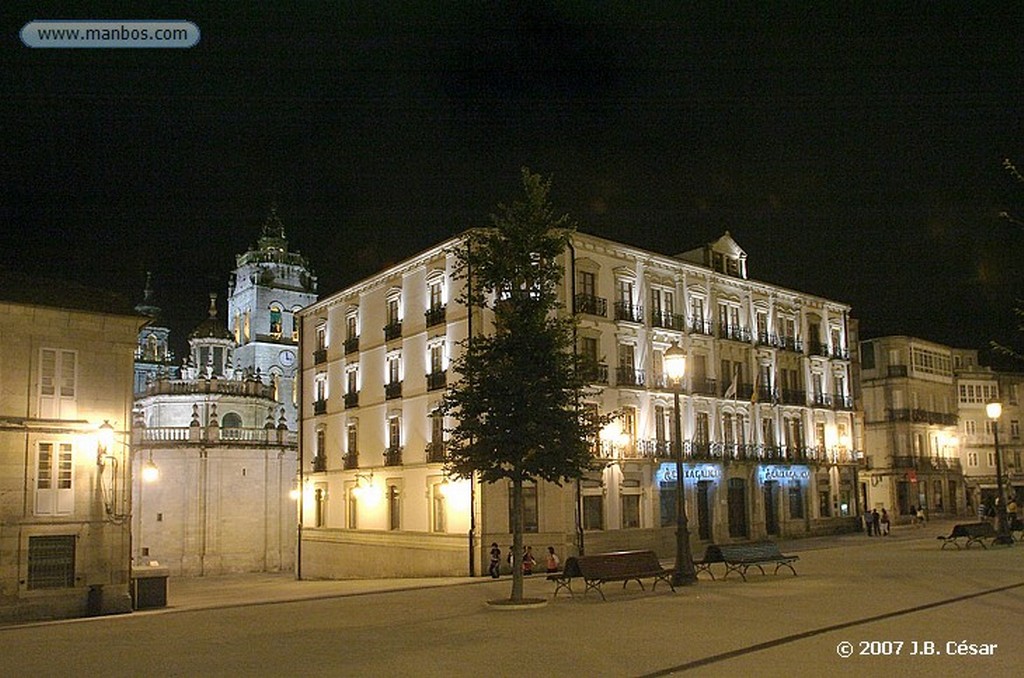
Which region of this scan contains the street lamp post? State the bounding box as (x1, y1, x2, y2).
(664, 342, 697, 586)
(986, 402, 1014, 545)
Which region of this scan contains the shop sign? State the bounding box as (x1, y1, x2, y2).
(657, 463, 721, 484)
(759, 465, 811, 483)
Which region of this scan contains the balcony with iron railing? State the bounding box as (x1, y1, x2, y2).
(427, 370, 447, 391)
(831, 347, 850, 360)
(780, 389, 807, 405)
(891, 455, 964, 472)
(779, 336, 802, 353)
(887, 364, 908, 377)
(384, 446, 403, 466)
(810, 392, 833, 408)
(691, 378, 718, 397)
(756, 331, 781, 347)
(425, 441, 446, 463)
(628, 439, 863, 466)
(313, 348, 327, 365)
(344, 336, 359, 355)
(719, 324, 752, 343)
(343, 452, 359, 470)
(313, 399, 327, 415)
(579, 362, 609, 385)
(833, 394, 853, 410)
(757, 386, 778, 403)
(425, 305, 447, 327)
(614, 302, 644, 324)
(344, 391, 359, 409)
(808, 340, 830, 357)
(384, 321, 402, 341)
(385, 381, 403, 400)
(689, 316, 713, 336)
(616, 366, 645, 388)
(886, 409, 958, 426)
(574, 293, 607, 317)
(311, 454, 327, 472)
(651, 311, 686, 331)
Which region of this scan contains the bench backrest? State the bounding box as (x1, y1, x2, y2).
(576, 550, 663, 579)
(560, 557, 582, 578)
(716, 542, 786, 562)
(951, 522, 995, 538)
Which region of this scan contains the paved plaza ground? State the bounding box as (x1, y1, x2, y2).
(2, 519, 1022, 677)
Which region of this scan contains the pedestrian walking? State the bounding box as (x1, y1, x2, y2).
(880, 508, 890, 536)
(916, 506, 926, 526)
(488, 542, 501, 579)
(870, 508, 880, 536)
(522, 546, 536, 575)
(545, 546, 560, 573)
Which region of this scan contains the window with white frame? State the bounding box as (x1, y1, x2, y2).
(346, 366, 359, 395)
(386, 292, 402, 327)
(36, 442, 74, 515)
(987, 452, 996, 467)
(621, 478, 641, 528)
(427, 275, 445, 311)
(316, 324, 327, 350)
(314, 372, 328, 402)
(428, 340, 445, 374)
(346, 312, 358, 341)
(386, 352, 402, 386)
(388, 415, 401, 450)
(39, 349, 77, 419)
(967, 451, 978, 467)
(1011, 420, 1020, 439)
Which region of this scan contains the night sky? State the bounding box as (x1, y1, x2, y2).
(3, 4, 1023, 363)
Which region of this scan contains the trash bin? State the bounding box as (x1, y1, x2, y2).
(131, 565, 169, 610)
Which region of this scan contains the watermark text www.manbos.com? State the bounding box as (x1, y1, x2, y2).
(21, 20, 199, 49)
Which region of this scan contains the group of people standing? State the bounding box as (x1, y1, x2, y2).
(488, 543, 560, 578)
(866, 508, 891, 536)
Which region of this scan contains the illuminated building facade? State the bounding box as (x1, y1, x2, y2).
(130, 210, 316, 575)
(952, 349, 1024, 515)
(0, 272, 145, 622)
(859, 336, 965, 520)
(298, 232, 861, 578)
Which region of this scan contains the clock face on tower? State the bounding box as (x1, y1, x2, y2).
(279, 350, 296, 367)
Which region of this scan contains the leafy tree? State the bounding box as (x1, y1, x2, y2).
(441, 168, 604, 602)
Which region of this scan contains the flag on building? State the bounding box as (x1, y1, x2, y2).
(723, 364, 738, 400)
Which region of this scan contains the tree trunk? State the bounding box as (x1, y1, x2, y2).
(510, 473, 524, 602)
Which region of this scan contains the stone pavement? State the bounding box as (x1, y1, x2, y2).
(2, 518, 1022, 677)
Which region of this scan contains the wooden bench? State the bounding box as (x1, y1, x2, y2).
(694, 542, 799, 581)
(937, 522, 997, 549)
(549, 550, 674, 600)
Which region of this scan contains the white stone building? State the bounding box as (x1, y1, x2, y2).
(297, 231, 861, 578)
(0, 272, 145, 622)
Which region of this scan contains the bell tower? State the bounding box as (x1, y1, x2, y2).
(226, 205, 318, 428)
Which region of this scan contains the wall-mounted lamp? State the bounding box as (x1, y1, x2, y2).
(351, 472, 374, 500)
(141, 453, 159, 483)
(97, 420, 116, 467)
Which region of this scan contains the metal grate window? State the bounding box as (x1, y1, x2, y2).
(28, 535, 76, 590)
